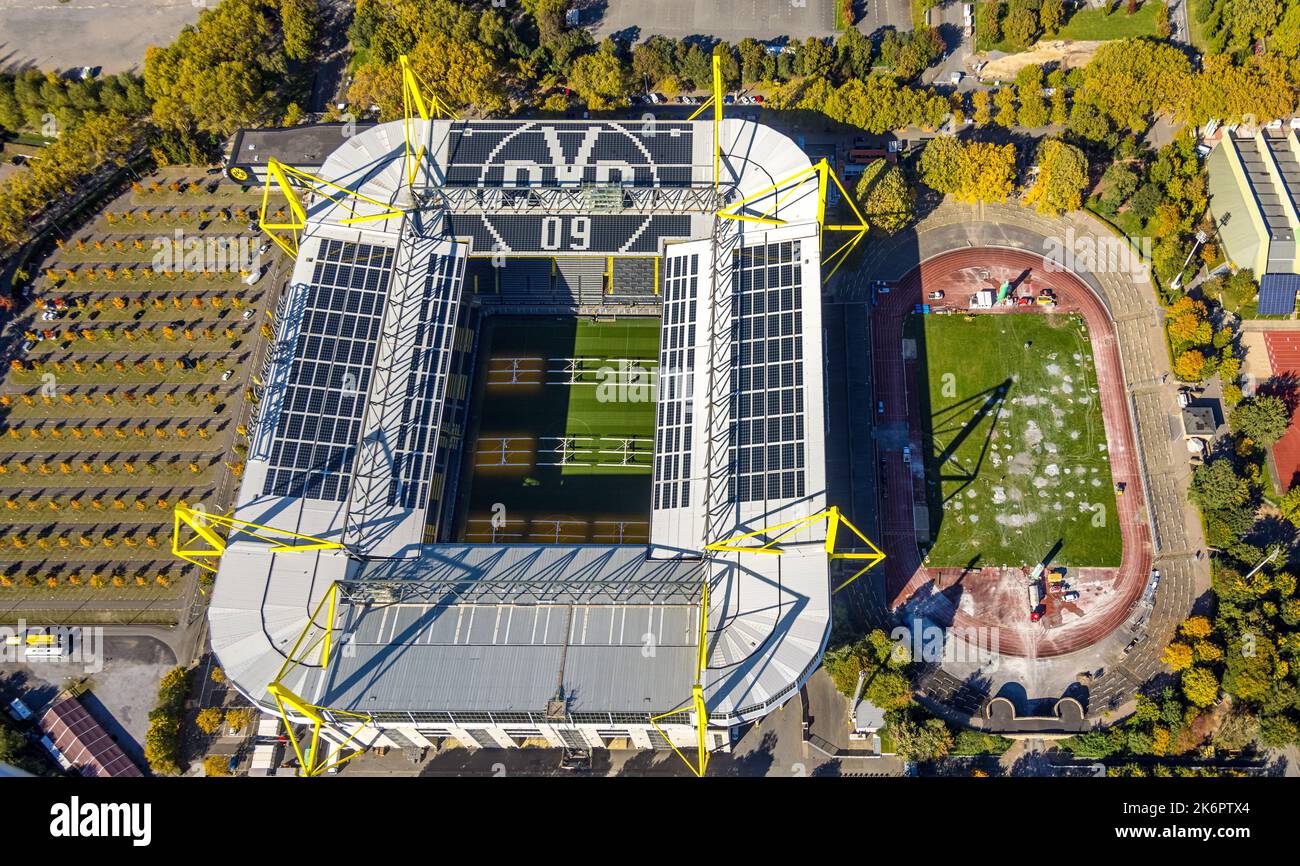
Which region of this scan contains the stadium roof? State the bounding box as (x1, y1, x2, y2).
(210, 117, 834, 729)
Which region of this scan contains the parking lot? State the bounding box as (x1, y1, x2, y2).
(0, 0, 200, 74)
(592, 0, 837, 42)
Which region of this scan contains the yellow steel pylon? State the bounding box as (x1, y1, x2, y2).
(650, 579, 712, 777)
(267, 583, 376, 776)
(171, 503, 346, 574)
(257, 157, 405, 258)
(399, 53, 458, 190)
(706, 506, 886, 593)
(687, 46, 725, 189)
(716, 158, 869, 281)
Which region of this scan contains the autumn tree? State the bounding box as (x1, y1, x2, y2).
(1024, 137, 1088, 215)
(568, 49, 631, 110)
(919, 136, 1016, 204)
(196, 707, 224, 734)
(854, 160, 916, 235)
(1181, 666, 1220, 708)
(144, 0, 289, 136)
(892, 715, 955, 761)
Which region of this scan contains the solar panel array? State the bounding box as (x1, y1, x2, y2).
(654, 252, 700, 510)
(728, 240, 806, 503)
(445, 213, 691, 255)
(445, 121, 695, 188)
(387, 250, 467, 509)
(261, 239, 393, 501)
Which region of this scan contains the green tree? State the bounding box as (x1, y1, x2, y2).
(1016, 64, 1049, 128)
(144, 0, 288, 136)
(892, 716, 954, 761)
(1190, 459, 1251, 511)
(1229, 394, 1291, 446)
(279, 0, 318, 62)
(1039, 0, 1065, 32)
(1004, 5, 1040, 48)
(1279, 486, 1300, 527)
(569, 49, 630, 110)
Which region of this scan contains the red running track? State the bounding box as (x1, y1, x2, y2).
(871, 249, 1152, 658)
(1263, 332, 1300, 492)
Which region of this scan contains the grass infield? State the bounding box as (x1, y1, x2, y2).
(910, 312, 1122, 568)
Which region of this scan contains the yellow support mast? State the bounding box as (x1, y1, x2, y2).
(398, 53, 458, 190)
(171, 503, 346, 574)
(257, 157, 405, 258)
(706, 506, 886, 593)
(716, 159, 869, 282)
(267, 583, 377, 776)
(687, 46, 725, 189)
(650, 579, 712, 777)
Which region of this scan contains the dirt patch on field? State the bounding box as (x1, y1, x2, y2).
(978, 40, 1104, 81)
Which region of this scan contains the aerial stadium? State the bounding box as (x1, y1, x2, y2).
(179, 54, 883, 775)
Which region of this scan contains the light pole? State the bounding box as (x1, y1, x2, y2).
(1170, 229, 1208, 292)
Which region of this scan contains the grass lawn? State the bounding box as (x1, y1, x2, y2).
(1056, 1, 1162, 40)
(911, 312, 1122, 568)
(459, 316, 659, 541)
(560, 318, 659, 477)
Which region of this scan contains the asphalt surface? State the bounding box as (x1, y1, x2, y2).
(0, 0, 200, 74)
(592, 0, 837, 42)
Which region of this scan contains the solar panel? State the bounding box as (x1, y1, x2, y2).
(728, 240, 806, 503)
(261, 239, 393, 501)
(654, 251, 700, 510)
(1258, 273, 1299, 316)
(387, 250, 467, 508)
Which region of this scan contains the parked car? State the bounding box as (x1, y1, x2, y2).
(927, 290, 945, 300)
(1063, 591, 1080, 602)
(242, 309, 255, 320)
(221, 369, 235, 382)
(877, 401, 885, 414)
(902, 446, 912, 464)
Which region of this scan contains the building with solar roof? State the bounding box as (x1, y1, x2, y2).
(207, 108, 876, 767)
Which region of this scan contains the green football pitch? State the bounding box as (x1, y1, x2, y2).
(457, 315, 660, 542)
(909, 312, 1122, 568)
